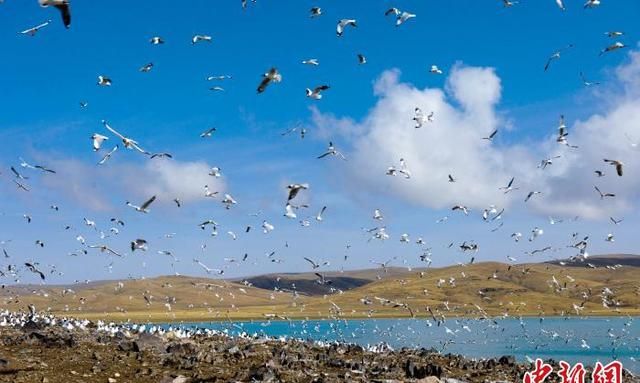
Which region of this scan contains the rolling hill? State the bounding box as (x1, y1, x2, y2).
(1, 255, 638, 322)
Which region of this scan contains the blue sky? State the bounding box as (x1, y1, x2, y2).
(1, 0, 640, 284)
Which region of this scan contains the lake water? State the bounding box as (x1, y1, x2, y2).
(171, 317, 640, 374)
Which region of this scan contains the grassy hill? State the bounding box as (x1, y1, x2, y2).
(1, 256, 639, 322)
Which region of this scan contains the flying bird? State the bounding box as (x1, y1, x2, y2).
(126, 195, 157, 213)
(38, 0, 70, 28)
(336, 19, 357, 37)
(384, 8, 416, 27)
(91, 133, 109, 151)
(287, 183, 309, 201)
(306, 85, 330, 100)
(317, 142, 346, 160)
(257, 67, 282, 93)
(20, 20, 50, 36)
(192, 34, 212, 44)
(97, 76, 112, 86)
(603, 159, 623, 176)
(102, 120, 149, 154)
(544, 44, 573, 71)
(600, 42, 626, 56)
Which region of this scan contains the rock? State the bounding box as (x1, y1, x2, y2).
(405, 360, 443, 379)
(498, 355, 516, 366)
(108, 378, 117, 383)
(417, 377, 442, 383)
(172, 376, 189, 383)
(133, 333, 164, 353)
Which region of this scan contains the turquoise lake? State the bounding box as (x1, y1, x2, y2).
(169, 317, 640, 373)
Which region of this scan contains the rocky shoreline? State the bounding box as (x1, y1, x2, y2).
(0, 312, 637, 383)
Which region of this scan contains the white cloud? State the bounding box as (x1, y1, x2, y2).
(40, 157, 226, 211)
(312, 51, 640, 219)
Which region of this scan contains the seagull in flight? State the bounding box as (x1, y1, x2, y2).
(594, 186, 615, 199)
(499, 177, 519, 194)
(357, 54, 367, 65)
(193, 259, 223, 275)
(603, 159, 623, 176)
(20, 20, 50, 36)
(384, 8, 416, 27)
(544, 44, 573, 71)
(97, 75, 112, 86)
(310, 7, 322, 17)
(287, 183, 309, 201)
(126, 195, 157, 213)
(483, 129, 498, 141)
(610, 217, 623, 225)
(555, 0, 566, 10)
(306, 85, 330, 100)
(38, 0, 70, 28)
(91, 133, 109, 151)
(413, 108, 433, 128)
(98, 145, 118, 165)
(257, 67, 282, 93)
(451, 205, 469, 215)
(583, 0, 600, 8)
(24, 262, 45, 280)
(304, 257, 321, 269)
(600, 42, 626, 56)
(102, 120, 149, 154)
(317, 141, 346, 160)
(316, 206, 327, 221)
(336, 19, 357, 37)
(192, 34, 212, 44)
(200, 127, 216, 138)
(302, 58, 319, 66)
(580, 72, 600, 87)
(88, 244, 123, 257)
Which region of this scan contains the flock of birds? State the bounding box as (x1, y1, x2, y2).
(1, 0, 639, 367)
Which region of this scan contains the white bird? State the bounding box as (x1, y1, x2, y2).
(499, 177, 518, 194)
(357, 54, 367, 65)
(502, 0, 519, 7)
(603, 159, 623, 176)
(149, 36, 164, 45)
(306, 85, 330, 100)
(605, 31, 624, 38)
(38, 0, 70, 28)
(555, 0, 566, 10)
(97, 145, 118, 165)
(583, 0, 600, 8)
(284, 204, 297, 219)
(511, 232, 522, 242)
(204, 185, 218, 198)
(257, 67, 282, 93)
(302, 59, 319, 66)
(209, 167, 222, 177)
(606, 234, 615, 242)
(336, 19, 357, 37)
(91, 133, 109, 151)
(452, 205, 469, 215)
(200, 127, 217, 138)
(102, 120, 149, 154)
(287, 183, 309, 201)
(400, 233, 410, 243)
(529, 227, 544, 242)
(373, 209, 383, 220)
(139, 62, 154, 72)
(580, 72, 600, 87)
(262, 221, 274, 234)
(600, 42, 626, 56)
(193, 259, 223, 275)
(221, 194, 237, 209)
(126, 195, 156, 213)
(192, 34, 212, 44)
(206, 75, 232, 81)
(20, 20, 50, 36)
(317, 141, 346, 160)
(130, 239, 148, 252)
(315, 206, 327, 221)
(413, 108, 433, 128)
(545, 44, 573, 71)
(429, 65, 443, 75)
(384, 8, 416, 27)
(97, 76, 112, 86)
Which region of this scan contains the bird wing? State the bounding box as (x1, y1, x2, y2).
(140, 195, 157, 210)
(103, 121, 127, 141)
(304, 257, 317, 267)
(257, 76, 271, 93)
(55, 3, 71, 28)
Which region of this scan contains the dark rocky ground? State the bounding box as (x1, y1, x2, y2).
(0, 321, 637, 383)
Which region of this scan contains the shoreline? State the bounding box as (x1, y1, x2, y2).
(2, 311, 638, 383)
